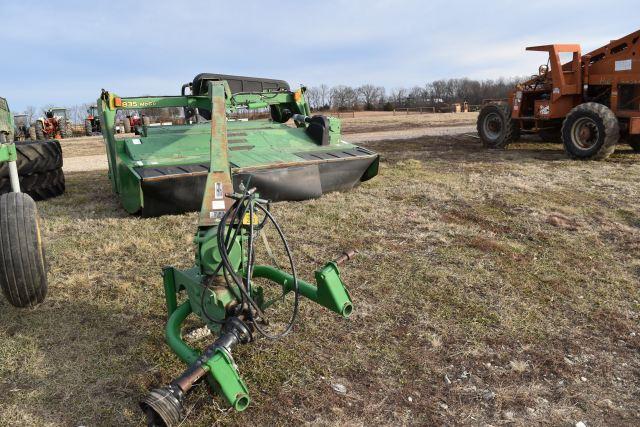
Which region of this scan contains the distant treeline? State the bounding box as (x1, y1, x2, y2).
(305, 77, 524, 111)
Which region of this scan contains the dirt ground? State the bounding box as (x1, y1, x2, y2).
(1, 118, 639, 426)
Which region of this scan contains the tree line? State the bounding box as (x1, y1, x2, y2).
(305, 77, 524, 111)
(14, 76, 524, 124)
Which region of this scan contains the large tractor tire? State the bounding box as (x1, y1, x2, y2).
(0, 168, 65, 200)
(0, 140, 63, 177)
(59, 119, 73, 139)
(561, 102, 619, 160)
(477, 104, 520, 148)
(28, 125, 37, 140)
(85, 119, 93, 136)
(35, 121, 45, 141)
(123, 118, 131, 133)
(0, 192, 48, 307)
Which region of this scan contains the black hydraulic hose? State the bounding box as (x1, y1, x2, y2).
(248, 202, 300, 339)
(199, 179, 300, 340)
(200, 195, 247, 324)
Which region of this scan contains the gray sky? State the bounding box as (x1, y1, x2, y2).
(2, 0, 638, 112)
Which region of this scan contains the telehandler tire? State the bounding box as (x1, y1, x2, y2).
(0, 140, 63, 177)
(477, 104, 520, 148)
(0, 192, 48, 307)
(561, 102, 619, 160)
(28, 125, 36, 140)
(85, 119, 93, 136)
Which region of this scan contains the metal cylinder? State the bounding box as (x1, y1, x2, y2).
(8, 160, 20, 193)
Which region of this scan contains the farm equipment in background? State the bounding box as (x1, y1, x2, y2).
(35, 107, 73, 140)
(122, 113, 149, 133)
(0, 141, 48, 308)
(84, 105, 101, 136)
(13, 114, 36, 141)
(98, 73, 378, 217)
(138, 81, 356, 426)
(477, 28, 640, 159)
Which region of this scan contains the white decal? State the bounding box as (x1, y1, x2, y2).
(211, 200, 225, 210)
(539, 105, 550, 116)
(209, 211, 225, 219)
(132, 138, 142, 145)
(214, 182, 224, 199)
(615, 60, 632, 71)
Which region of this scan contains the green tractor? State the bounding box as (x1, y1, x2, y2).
(98, 73, 379, 217)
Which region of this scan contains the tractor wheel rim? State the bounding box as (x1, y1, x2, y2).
(483, 112, 503, 140)
(571, 117, 600, 150)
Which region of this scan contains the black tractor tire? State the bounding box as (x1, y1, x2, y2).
(0, 192, 48, 307)
(0, 140, 63, 178)
(0, 168, 65, 200)
(561, 102, 619, 160)
(85, 119, 93, 136)
(538, 127, 563, 143)
(28, 125, 36, 140)
(35, 121, 45, 141)
(123, 118, 131, 133)
(477, 104, 520, 148)
(58, 119, 72, 139)
(625, 135, 640, 152)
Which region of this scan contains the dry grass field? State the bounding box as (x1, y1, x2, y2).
(1, 121, 639, 426)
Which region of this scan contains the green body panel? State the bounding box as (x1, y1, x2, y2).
(0, 142, 17, 162)
(98, 81, 378, 215)
(0, 97, 15, 140)
(122, 120, 348, 168)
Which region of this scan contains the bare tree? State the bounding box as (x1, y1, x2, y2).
(25, 106, 36, 125)
(318, 84, 330, 109)
(358, 84, 385, 110)
(305, 87, 322, 110)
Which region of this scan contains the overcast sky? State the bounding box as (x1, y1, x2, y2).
(2, 0, 638, 112)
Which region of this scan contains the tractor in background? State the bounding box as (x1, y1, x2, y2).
(477, 28, 640, 159)
(35, 107, 73, 140)
(13, 114, 36, 141)
(122, 113, 149, 133)
(84, 105, 101, 136)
